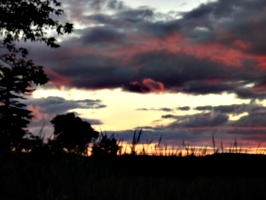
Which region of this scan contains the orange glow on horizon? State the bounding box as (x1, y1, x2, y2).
(87, 142, 266, 156)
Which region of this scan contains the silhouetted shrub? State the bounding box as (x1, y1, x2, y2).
(92, 133, 121, 156)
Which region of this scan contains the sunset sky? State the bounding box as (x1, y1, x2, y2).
(23, 0, 266, 148)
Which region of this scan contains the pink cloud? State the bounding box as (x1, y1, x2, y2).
(77, 31, 266, 70)
(142, 78, 164, 92)
(125, 78, 164, 93)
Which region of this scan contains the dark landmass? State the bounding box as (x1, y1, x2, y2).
(1, 152, 266, 200)
(95, 153, 266, 178)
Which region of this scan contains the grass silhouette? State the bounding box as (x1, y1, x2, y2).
(96, 129, 265, 157)
(1, 130, 266, 200)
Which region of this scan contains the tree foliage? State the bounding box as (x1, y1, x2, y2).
(0, 0, 73, 48)
(50, 113, 99, 155)
(0, 0, 73, 152)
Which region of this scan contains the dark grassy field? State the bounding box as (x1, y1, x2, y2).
(1, 152, 266, 200)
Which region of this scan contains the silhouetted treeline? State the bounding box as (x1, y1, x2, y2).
(0, 0, 73, 154)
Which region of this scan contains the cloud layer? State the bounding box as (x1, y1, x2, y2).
(133, 101, 266, 146)
(26, 0, 266, 99)
(24, 96, 105, 136)
(21, 0, 266, 147)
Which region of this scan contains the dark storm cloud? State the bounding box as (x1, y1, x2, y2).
(177, 106, 190, 111)
(131, 49, 265, 96)
(89, 0, 106, 10)
(224, 108, 266, 143)
(123, 78, 164, 93)
(26, 96, 106, 115)
(183, 3, 213, 20)
(107, 0, 125, 10)
(27, 0, 266, 99)
(81, 27, 125, 44)
(179, 0, 266, 55)
(195, 103, 266, 116)
(133, 51, 227, 87)
(86, 13, 114, 25)
(136, 107, 174, 112)
(116, 8, 155, 23)
(161, 114, 176, 119)
(137, 107, 190, 113)
(195, 104, 244, 113)
(235, 88, 266, 100)
(89, 0, 127, 11)
(182, 113, 229, 128)
(123, 81, 152, 93)
(139, 20, 180, 37)
(159, 107, 173, 112)
(182, 80, 236, 94)
(216, 104, 256, 114)
(85, 3, 158, 26)
(163, 113, 229, 128)
(114, 102, 266, 146)
(152, 102, 266, 144)
(231, 112, 266, 127)
(195, 106, 213, 111)
(29, 43, 134, 89)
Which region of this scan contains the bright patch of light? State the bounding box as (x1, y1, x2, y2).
(243, 83, 255, 88)
(195, 27, 210, 32)
(122, 0, 218, 13)
(33, 87, 249, 131)
(229, 112, 248, 121)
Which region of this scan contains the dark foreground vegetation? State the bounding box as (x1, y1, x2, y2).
(1, 152, 266, 200)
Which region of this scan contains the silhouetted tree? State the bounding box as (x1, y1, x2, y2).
(0, 60, 47, 151)
(0, 0, 73, 152)
(50, 113, 99, 155)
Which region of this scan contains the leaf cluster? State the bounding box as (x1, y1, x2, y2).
(0, 0, 73, 48)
